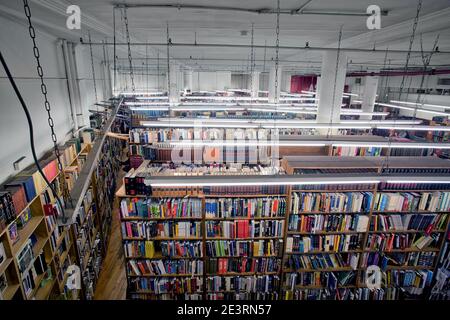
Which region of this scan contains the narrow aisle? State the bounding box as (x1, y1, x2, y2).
(94, 172, 127, 300)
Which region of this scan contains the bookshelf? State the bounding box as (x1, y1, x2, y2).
(0, 139, 92, 300)
(116, 156, 450, 300)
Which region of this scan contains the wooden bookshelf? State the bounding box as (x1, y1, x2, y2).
(0, 139, 93, 300)
(115, 155, 450, 300)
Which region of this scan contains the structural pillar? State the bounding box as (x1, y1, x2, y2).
(268, 65, 282, 103)
(360, 76, 379, 120)
(250, 72, 260, 99)
(184, 69, 193, 93)
(316, 51, 347, 134)
(168, 66, 180, 103)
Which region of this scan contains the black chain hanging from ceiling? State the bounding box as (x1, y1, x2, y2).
(249, 23, 255, 102)
(123, 7, 135, 93)
(22, 0, 72, 211)
(274, 0, 280, 105)
(398, 0, 422, 101)
(413, 34, 440, 120)
(166, 22, 171, 100)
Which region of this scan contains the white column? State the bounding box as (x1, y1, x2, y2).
(360, 76, 379, 120)
(168, 66, 180, 103)
(268, 65, 282, 103)
(316, 76, 321, 96)
(250, 72, 260, 98)
(184, 70, 193, 92)
(316, 52, 347, 134)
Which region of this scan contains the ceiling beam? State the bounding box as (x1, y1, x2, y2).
(114, 3, 388, 17)
(80, 40, 450, 56)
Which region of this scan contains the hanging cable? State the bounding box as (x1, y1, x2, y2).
(123, 7, 135, 93)
(398, 0, 422, 101)
(166, 22, 171, 100)
(0, 51, 66, 218)
(22, 0, 71, 219)
(263, 40, 267, 74)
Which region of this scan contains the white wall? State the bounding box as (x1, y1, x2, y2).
(192, 71, 231, 91)
(0, 15, 105, 184)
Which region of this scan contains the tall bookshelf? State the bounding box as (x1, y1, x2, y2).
(0, 139, 92, 300)
(117, 156, 450, 300)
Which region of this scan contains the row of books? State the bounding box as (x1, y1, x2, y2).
(284, 287, 399, 300)
(286, 234, 363, 253)
(130, 277, 203, 294)
(291, 192, 373, 213)
(374, 192, 450, 212)
(285, 253, 360, 271)
(292, 183, 377, 191)
(205, 197, 286, 218)
(284, 271, 356, 289)
(360, 269, 434, 288)
(206, 275, 280, 293)
(379, 182, 450, 191)
(207, 292, 279, 300)
(203, 185, 287, 196)
(0, 192, 16, 231)
(206, 257, 281, 274)
(161, 241, 203, 258)
(120, 198, 203, 219)
(292, 168, 378, 175)
(360, 252, 437, 269)
(205, 240, 284, 257)
(127, 259, 204, 276)
(366, 233, 441, 251)
(369, 214, 447, 232)
(129, 128, 274, 144)
(332, 146, 382, 157)
(288, 214, 369, 233)
(122, 221, 202, 239)
(205, 220, 284, 238)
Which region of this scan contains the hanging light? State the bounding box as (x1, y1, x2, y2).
(377, 102, 450, 117)
(390, 100, 450, 110)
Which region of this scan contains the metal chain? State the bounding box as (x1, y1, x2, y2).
(263, 40, 267, 73)
(123, 7, 135, 92)
(413, 34, 439, 120)
(398, 0, 422, 101)
(22, 0, 71, 206)
(166, 22, 171, 99)
(249, 23, 255, 101)
(88, 31, 98, 103)
(274, 0, 280, 104)
(157, 51, 160, 90)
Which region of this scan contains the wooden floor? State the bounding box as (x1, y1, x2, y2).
(94, 171, 127, 300)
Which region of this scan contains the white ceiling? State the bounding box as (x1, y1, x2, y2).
(1, 0, 450, 73)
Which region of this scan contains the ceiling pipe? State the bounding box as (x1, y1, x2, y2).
(347, 69, 450, 77)
(113, 3, 389, 17)
(80, 40, 449, 55)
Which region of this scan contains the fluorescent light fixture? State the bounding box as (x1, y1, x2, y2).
(166, 141, 327, 147)
(342, 93, 359, 97)
(125, 102, 173, 106)
(301, 91, 317, 95)
(377, 125, 450, 132)
(352, 100, 363, 104)
(340, 110, 389, 116)
(247, 108, 317, 114)
(333, 142, 450, 149)
(390, 100, 450, 110)
(148, 179, 380, 187)
(340, 120, 421, 125)
(136, 96, 169, 100)
(129, 106, 170, 111)
(377, 102, 450, 117)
